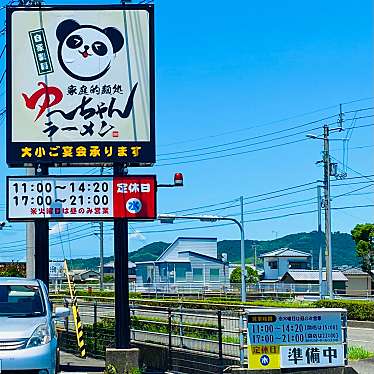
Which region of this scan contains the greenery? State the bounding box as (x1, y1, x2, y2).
(314, 299, 374, 321)
(66, 232, 358, 270)
(351, 223, 374, 272)
(348, 346, 374, 360)
(230, 266, 259, 284)
(103, 275, 114, 283)
(0, 263, 26, 277)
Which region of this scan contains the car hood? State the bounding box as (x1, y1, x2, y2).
(0, 316, 48, 339)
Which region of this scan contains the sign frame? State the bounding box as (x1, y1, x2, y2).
(246, 308, 347, 371)
(6, 174, 157, 222)
(6, 4, 155, 167)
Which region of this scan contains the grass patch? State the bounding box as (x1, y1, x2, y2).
(348, 346, 374, 360)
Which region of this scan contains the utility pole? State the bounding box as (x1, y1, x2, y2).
(22, 0, 42, 280)
(99, 167, 104, 290)
(323, 125, 333, 299)
(252, 244, 257, 271)
(240, 196, 246, 302)
(317, 185, 323, 298)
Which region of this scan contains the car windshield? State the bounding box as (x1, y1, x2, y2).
(0, 284, 45, 317)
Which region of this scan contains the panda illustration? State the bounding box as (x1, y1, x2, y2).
(56, 19, 124, 81)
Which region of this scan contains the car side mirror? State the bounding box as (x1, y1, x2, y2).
(53, 306, 70, 320)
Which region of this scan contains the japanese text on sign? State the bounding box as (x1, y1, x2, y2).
(7, 175, 156, 221)
(247, 308, 346, 370)
(7, 5, 155, 166)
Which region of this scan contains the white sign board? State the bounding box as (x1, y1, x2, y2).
(7, 175, 156, 221)
(280, 345, 344, 368)
(247, 308, 346, 370)
(7, 5, 155, 166)
(49, 261, 65, 279)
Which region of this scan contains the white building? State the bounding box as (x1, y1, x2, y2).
(260, 248, 311, 280)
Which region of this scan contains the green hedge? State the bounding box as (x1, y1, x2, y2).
(314, 299, 374, 321)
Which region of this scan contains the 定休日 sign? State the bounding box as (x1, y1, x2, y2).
(7, 175, 156, 221)
(6, 4, 155, 166)
(247, 308, 346, 370)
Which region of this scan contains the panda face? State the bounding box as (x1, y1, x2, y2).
(56, 20, 124, 82)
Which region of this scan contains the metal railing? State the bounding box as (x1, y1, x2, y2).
(56, 299, 243, 373)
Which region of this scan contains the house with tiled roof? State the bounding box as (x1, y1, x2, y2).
(259, 248, 311, 280)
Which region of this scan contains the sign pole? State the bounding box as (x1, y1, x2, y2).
(34, 164, 49, 288)
(113, 163, 131, 349)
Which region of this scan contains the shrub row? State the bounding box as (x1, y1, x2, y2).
(314, 299, 374, 322)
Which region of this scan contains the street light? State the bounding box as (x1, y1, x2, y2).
(158, 213, 247, 303)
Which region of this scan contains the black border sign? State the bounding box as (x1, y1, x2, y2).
(6, 4, 155, 167)
(6, 174, 157, 222)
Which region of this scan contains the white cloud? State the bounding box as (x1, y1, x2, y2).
(129, 230, 146, 241)
(49, 222, 68, 235)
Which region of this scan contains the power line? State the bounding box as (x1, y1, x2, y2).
(158, 98, 374, 148)
(158, 115, 338, 157)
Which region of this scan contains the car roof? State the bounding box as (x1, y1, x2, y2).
(0, 277, 40, 286)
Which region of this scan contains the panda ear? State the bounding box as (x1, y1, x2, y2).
(56, 19, 81, 43)
(103, 27, 124, 53)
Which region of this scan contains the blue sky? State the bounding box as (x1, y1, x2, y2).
(0, 0, 373, 262)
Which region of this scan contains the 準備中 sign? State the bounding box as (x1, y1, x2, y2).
(6, 5, 155, 166)
(7, 175, 156, 220)
(247, 308, 346, 370)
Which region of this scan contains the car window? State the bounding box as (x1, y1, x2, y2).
(0, 285, 46, 317)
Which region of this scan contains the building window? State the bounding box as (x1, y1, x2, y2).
(193, 268, 203, 282)
(210, 268, 220, 282)
(268, 261, 278, 269)
(289, 261, 309, 269)
(176, 267, 186, 282)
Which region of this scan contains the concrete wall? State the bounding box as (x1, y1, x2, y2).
(345, 275, 372, 296)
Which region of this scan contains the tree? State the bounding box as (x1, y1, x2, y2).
(230, 266, 259, 284)
(351, 223, 374, 273)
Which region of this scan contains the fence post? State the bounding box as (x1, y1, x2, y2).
(64, 299, 69, 332)
(239, 310, 245, 367)
(93, 300, 97, 355)
(218, 310, 223, 373)
(168, 308, 172, 371)
(179, 304, 184, 347)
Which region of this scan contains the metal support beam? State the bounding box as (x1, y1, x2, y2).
(34, 165, 49, 288)
(113, 163, 131, 349)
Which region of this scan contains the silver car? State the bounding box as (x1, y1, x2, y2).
(0, 277, 69, 374)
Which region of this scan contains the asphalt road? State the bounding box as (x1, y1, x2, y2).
(348, 327, 374, 352)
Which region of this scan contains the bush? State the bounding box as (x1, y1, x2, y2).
(314, 299, 374, 321)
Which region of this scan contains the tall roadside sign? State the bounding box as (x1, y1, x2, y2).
(247, 308, 347, 370)
(6, 4, 155, 167)
(6, 3, 155, 352)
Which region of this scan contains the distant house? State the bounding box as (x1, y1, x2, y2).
(70, 269, 100, 282)
(100, 261, 136, 282)
(260, 248, 311, 280)
(341, 267, 371, 296)
(135, 237, 229, 290)
(281, 270, 348, 293)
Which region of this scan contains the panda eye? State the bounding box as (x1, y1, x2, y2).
(92, 41, 108, 56)
(66, 35, 83, 49)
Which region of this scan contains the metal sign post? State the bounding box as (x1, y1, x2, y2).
(113, 163, 131, 349)
(34, 165, 49, 287)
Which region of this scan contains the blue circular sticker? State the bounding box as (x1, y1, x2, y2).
(126, 198, 142, 214)
(260, 354, 270, 366)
